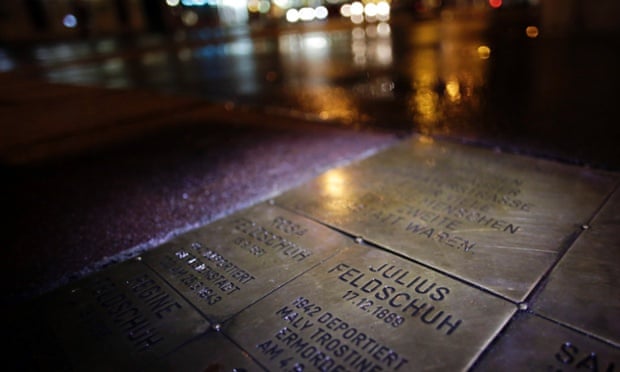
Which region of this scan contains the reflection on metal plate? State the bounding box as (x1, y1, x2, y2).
(143, 202, 351, 323)
(38, 259, 210, 371)
(276, 138, 618, 301)
(225, 244, 516, 371)
(475, 313, 619, 371)
(534, 187, 620, 347)
(151, 330, 263, 371)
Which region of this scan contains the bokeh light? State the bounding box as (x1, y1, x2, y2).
(477, 45, 491, 59)
(62, 14, 77, 28)
(526, 26, 539, 38)
(489, 0, 502, 8)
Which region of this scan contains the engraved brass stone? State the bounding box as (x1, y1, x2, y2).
(475, 313, 619, 371)
(150, 330, 264, 371)
(36, 259, 210, 371)
(534, 187, 620, 347)
(224, 244, 516, 371)
(142, 202, 352, 323)
(276, 138, 618, 301)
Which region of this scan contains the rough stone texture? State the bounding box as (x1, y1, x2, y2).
(1, 83, 398, 304)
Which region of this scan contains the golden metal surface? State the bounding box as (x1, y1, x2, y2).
(224, 244, 515, 371)
(475, 313, 619, 371)
(276, 138, 618, 301)
(143, 202, 352, 323)
(534, 187, 620, 347)
(151, 330, 263, 371)
(38, 259, 210, 371)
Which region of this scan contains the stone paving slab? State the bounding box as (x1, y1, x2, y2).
(533, 186, 620, 347)
(7, 134, 619, 370)
(225, 243, 516, 371)
(474, 313, 619, 371)
(151, 331, 263, 372)
(275, 136, 619, 302)
(141, 202, 352, 324)
(7, 259, 210, 371)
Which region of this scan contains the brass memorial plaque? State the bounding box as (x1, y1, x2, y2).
(224, 244, 516, 371)
(276, 137, 617, 301)
(36, 259, 210, 371)
(142, 202, 351, 323)
(151, 330, 263, 371)
(534, 187, 620, 347)
(474, 313, 619, 371)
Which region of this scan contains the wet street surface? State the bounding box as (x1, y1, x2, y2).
(4, 8, 620, 169)
(2, 4, 620, 371)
